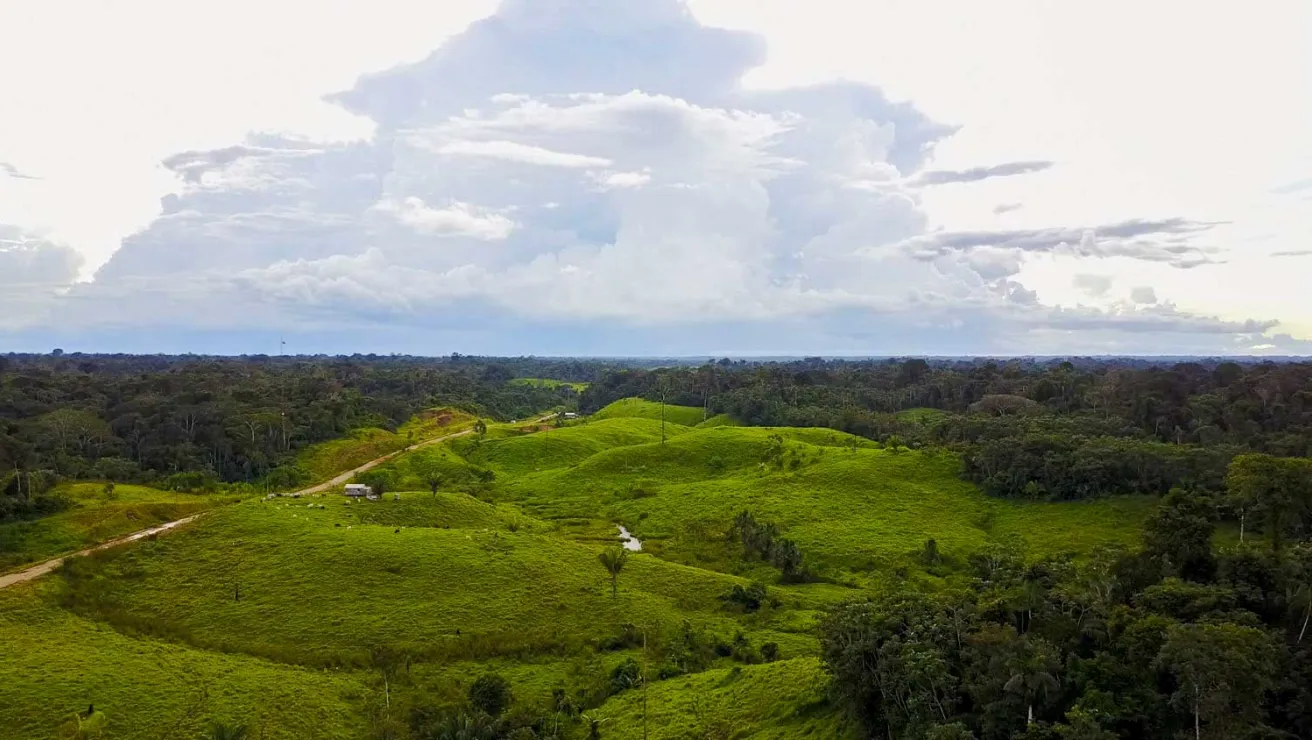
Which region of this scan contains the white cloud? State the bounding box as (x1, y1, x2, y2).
(430, 139, 613, 168)
(0, 0, 1303, 354)
(374, 197, 515, 239)
(0, 225, 82, 328)
(1072, 273, 1112, 297)
(591, 169, 652, 190)
(1130, 286, 1158, 305)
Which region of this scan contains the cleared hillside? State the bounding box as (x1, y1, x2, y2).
(591, 398, 707, 427)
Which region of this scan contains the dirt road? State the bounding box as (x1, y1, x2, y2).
(291, 426, 477, 495)
(0, 515, 203, 590)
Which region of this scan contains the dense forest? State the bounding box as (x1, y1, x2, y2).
(581, 358, 1312, 499)
(578, 357, 1312, 738)
(0, 353, 593, 518)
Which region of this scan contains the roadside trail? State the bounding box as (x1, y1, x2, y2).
(0, 414, 556, 590)
(0, 515, 202, 590)
(292, 426, 476, 495)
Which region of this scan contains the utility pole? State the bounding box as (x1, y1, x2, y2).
(279, 336, 288, 451)
(642, 628, 649, 740)
(702, 365, 710, 423)
(660, 384, 667, 445)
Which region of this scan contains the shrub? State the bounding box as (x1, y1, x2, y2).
(469, 673, 512, 718)
(723, 583, 768, 612)
(609, 658, 642, 694)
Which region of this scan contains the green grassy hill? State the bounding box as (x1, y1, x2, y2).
(295, 408, 476, 484)
(597, 658, 853, 739)
(0, 483, 230, 573)
(0, 397, 1160, 738)
(456, 417, 691, 477)
(696, 413, 741, 428)
(53, 498, 836, 668)
(0, 584, 367, 740)
(500, 425, 1152, 575)
(592, 398, 707, 427)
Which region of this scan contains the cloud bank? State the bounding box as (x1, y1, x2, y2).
(0, 0, 1288, 355)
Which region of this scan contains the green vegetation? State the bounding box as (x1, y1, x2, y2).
(510, 378, 590, 392)
(591, 398, 707, 428)
(295, 408, 475, 485)
(4, 347, 1312, 738)
(695, 413, 740, 428)
(0, 483, 228, 572)
(456, 418, 689, 478)
(596, 658, 849, 739)
(0, 584, 368, 740)
(498, 425, 1149, 575)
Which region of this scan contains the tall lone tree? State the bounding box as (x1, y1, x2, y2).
(598, 547, 629, 598)
(1156, 622, 1276, 740)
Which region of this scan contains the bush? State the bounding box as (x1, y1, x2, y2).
(468, 673, 512, 718)
(609, 658, 642, 694)
(723, 583, 768, 612)
(161, 470, 220, 493)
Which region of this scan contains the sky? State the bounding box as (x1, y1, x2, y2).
(1, 0, 1310, 357)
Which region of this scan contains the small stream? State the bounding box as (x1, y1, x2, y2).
(617, 524, 642, 551)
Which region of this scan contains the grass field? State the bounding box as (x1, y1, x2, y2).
(53, 498, 838, 668)
(0, 397, 1160, 738)
(0, 583, 369, 740)
(295, 407, 475, 484)
(497, 424, 1153, 575)
(510, 378, 590, 392)
(696, 413, 741, 428)
(456, 417, 690, 478)
(0, 483, 231, 573)
(597, 658, 853, 739)
(591, 398, 708, 427)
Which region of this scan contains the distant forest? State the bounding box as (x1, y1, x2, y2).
(4, 353, 1311, 523)
(0, 353, 594, 518)
(581, 357, 1312, 498)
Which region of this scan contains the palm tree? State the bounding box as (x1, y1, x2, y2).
(598, 547, 629, 598)
(581, 712, 609, 740)
(207, 721, 250, 740)
(1003, 638, 1061, 726)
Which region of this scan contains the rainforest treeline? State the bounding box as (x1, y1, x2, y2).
(0, 353, 588, 517)
(579, 357, 1312, 738)
(819, 485, 1312, 739)
(581, 358, 1312, 500)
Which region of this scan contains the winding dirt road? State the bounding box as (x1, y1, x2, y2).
(0, 515, 203, 590)
(0, 415, 555, 591)
(291, 425, 476, 495)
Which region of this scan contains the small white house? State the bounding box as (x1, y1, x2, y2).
(344, 483, 374, 499)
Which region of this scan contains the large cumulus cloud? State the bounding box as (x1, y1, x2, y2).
(21, 0, 1284, 354)
(0, 225, 82, 328)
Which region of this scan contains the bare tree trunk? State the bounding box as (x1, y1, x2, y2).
(1300, 605, 1310, 644)
(1194, 689, 1200, 740)
(1027, 704, 1034, 726)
